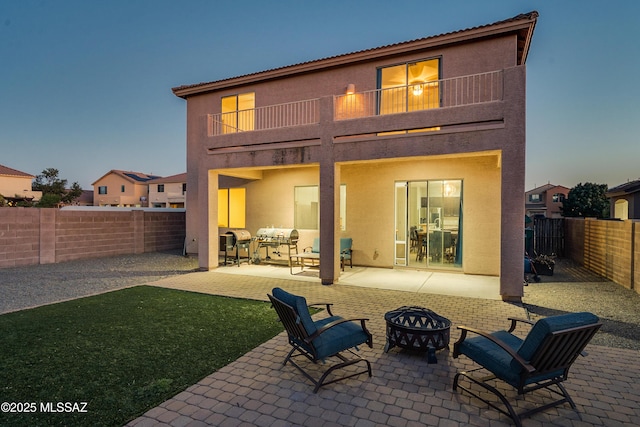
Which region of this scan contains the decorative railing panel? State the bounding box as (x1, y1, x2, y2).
(208, 98, 320, 136)
(334, 70, 503, 120)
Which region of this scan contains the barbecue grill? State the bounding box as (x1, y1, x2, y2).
(253, 228, 299, 264)
(220, 229, 252, 266)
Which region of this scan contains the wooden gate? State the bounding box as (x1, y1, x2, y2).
(533, 218, 564, 257)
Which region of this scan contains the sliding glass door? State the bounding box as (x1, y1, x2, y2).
(395, 180, 462, 269)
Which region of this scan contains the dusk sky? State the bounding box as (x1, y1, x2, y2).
(1, 1, 638, 190)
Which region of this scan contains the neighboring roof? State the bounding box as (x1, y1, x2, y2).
(147, 173, 187, 184)
(0, 164, 35, 178)
(526, 183, 570, 194)
(75, 190, 94, 204)
(173, 11, 538, 99)
(606, 179, 640, 197)
(92, 170, 162, 185)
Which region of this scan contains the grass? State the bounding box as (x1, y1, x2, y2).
(0, 286, 284, 427)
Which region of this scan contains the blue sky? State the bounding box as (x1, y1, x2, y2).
(1, 0, 638, 190)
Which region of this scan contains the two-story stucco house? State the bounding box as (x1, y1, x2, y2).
(92, 170, 161, 207)
(147, 173, 187, 208)
(525, 183, 570, 219)
(172, 11, 538, 301)
(0, 164, 42, 205)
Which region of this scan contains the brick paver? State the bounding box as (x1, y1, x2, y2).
(127, 269, 640, 427)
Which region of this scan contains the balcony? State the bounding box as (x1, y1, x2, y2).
(207, 70, 503, 136)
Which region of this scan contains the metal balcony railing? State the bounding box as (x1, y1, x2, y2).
(334, 70, 504, 120)
(207, 71, 503, 135)
(208, 98, 320, 136)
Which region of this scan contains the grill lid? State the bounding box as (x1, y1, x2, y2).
(226, 229, 251, 242)
(255, 228, 298, 241)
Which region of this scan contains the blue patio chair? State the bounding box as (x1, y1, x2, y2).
(452, 312, 601, 426)
(340, 237, 353, 270)
(268, 287, 373, 392)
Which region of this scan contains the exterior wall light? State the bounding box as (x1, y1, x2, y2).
(346, 84, 355, 95)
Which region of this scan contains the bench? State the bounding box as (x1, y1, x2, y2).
(289, 237, 353, 274)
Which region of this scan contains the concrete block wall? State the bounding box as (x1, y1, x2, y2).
(0, 208, 40, 268)
(143, 211, 186, 253)
(55, 210, 138, 263)
(0, 207, 185, 268)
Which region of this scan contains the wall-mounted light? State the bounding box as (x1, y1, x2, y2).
(346, 83, 355, 95)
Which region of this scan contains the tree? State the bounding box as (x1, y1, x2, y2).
(32, 168, 83, 208)
(562, 182, 610, 218)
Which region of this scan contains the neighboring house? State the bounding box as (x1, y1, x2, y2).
(0, 164, 42, 204)
(525, 183, 570, 219)
(92, 170, 161, 207)
(172, 11, 538, 301)
(69, 189, 94, 206)
(606, 179, 640, 220)
(147, 173, 187, 208)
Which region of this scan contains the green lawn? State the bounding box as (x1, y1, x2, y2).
(0, 286, 284, 427)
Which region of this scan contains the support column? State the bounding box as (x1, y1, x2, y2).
(198, 169, 219, 270)
(319, 162, 339, 285)
(318, 96, 339, 285)
(500, 66, 526, 301)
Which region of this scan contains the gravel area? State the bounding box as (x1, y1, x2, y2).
(522, 258, 640, 350)
(1, 253, 638, 350)
(0, 250, 199, 314)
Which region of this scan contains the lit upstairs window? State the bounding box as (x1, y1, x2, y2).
(221, 92, 255, 134)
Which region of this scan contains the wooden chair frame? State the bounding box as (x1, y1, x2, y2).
(453, 314, 601, 427)
(268, 289, 373, 393)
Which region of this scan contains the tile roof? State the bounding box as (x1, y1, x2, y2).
(147, 173, 187, 184)
(92, 170, 163, 185)
(173, 11, 538, 98)
(607, 179, 640, 196)
(0, 164, 35, 178)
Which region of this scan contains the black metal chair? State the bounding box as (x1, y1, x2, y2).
(453, 312, 601, 427)
(268, 287, 373, 393)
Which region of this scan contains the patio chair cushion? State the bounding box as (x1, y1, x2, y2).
(312, 316, 370, 360)
(311, 238, 320, 254)
(456, 330, 525, 386)
(272, 287, 318, 335)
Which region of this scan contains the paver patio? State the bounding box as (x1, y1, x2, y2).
(128, 269, 640, 427)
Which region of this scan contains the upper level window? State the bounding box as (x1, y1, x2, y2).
(157, 184, 165, 193)
(221, 92, 255, 134)
(121, 185, 125, 193)
(529, 194, 541, 202)
(98, 186, 107, 195)
(378, 58, 440, 115)
(552, 193, 565, 203)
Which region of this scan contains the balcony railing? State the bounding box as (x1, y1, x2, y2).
(208, 98, 320, 136)
(334, 70, 504, 120)
(207, 71, 503, 135)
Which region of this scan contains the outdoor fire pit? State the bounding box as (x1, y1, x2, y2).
(384, 306, 451, 363)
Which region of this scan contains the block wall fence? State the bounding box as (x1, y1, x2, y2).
(0, 208, 185, 268)
(565, 217, 639, 293)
